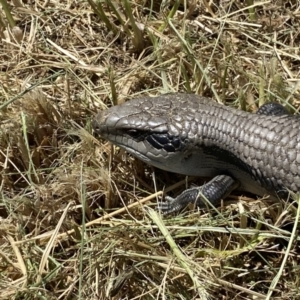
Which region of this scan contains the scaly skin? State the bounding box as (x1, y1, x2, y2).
(93, 93, 300, 212)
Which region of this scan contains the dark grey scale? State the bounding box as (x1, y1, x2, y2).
(146, 133, 184, 152)
(201, 145, 251, 175)
(159, 175, 239, 214)
(263, 177, 277, 192)
(172, 137, 181, 149)
(250, 167, 278, 192)
(257, 102, 290, 116)
(146, 133, 170, 150)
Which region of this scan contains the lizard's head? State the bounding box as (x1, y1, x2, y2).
(92, 94, 195, 171)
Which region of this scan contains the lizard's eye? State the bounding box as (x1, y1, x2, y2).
(127, 129, 145, 140)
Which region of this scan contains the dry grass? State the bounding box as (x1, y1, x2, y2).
(1, 0, 300, 299)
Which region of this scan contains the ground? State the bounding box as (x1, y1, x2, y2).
(1, 0, 300, 299)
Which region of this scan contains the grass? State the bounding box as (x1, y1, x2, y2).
(1, 0, 300, 299)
